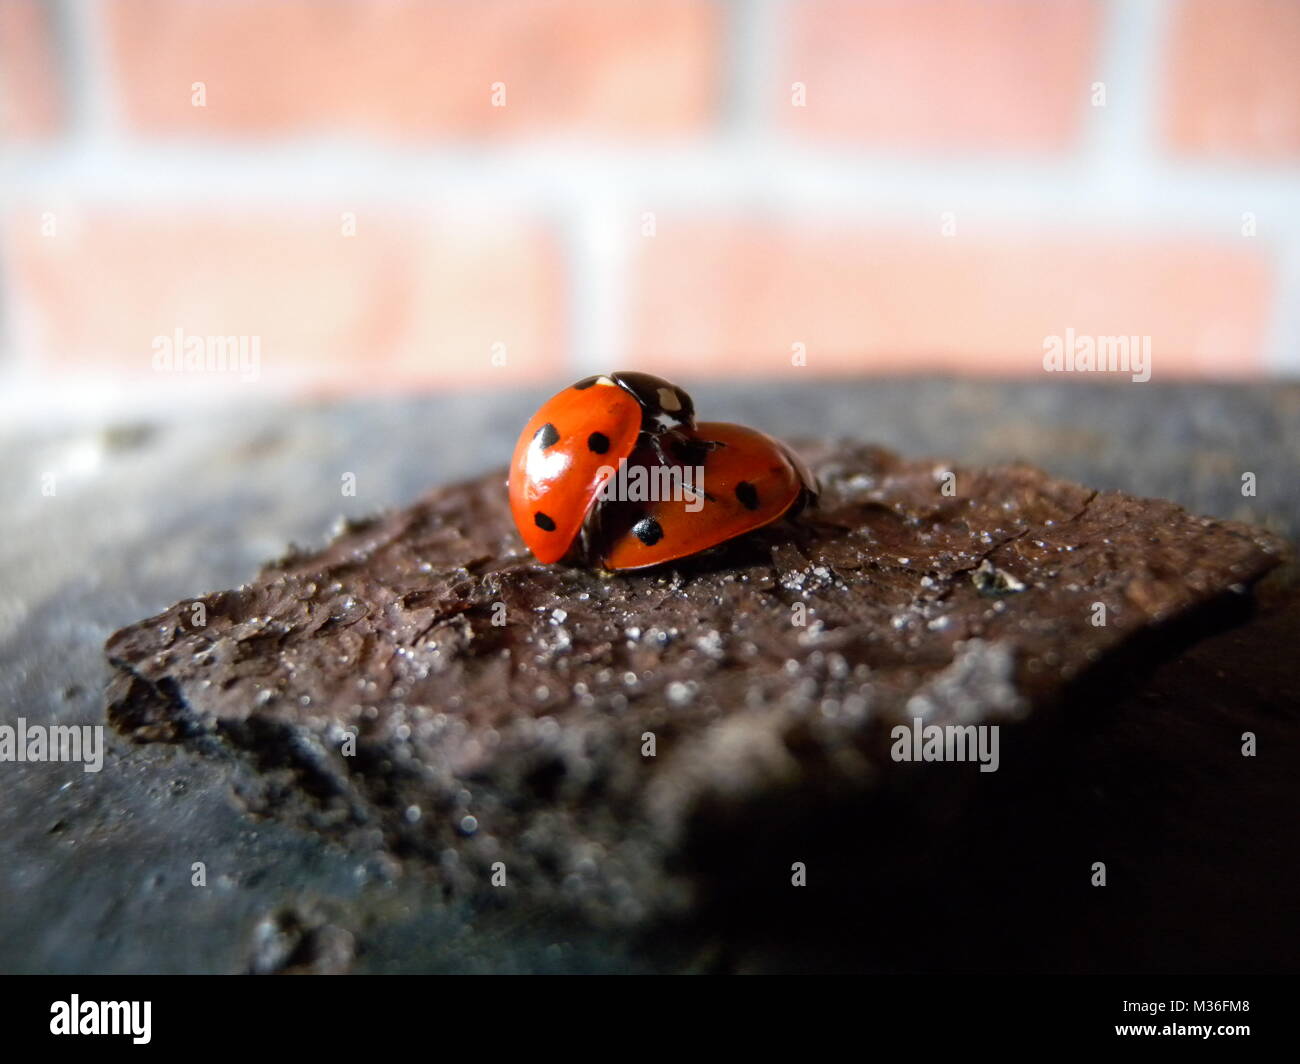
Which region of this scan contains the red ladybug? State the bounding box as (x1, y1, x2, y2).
(595, 421, 817, 571)
(508, 372, 698, 564)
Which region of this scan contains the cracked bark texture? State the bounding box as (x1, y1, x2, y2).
(103, 440, 1287, 926)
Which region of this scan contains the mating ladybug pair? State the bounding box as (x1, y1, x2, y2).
(508, 371, 817, 570)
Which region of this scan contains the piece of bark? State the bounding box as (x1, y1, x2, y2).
(104, 441, 1287, 925)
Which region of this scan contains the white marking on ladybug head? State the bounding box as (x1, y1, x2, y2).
(657, 387, 682, 412)
(596, 375, 615, 386)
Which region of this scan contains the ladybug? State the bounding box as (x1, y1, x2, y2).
(594, 421, 818, 570)
(508, 372, 699, 564)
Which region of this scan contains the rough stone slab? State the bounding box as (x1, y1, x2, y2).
(104, 441, 1287, 925)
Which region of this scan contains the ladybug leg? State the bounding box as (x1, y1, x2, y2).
(683, 434, 726, 503)
(651, 431, 724, 504)
(646, 433, 670, 466)
(647, 431, 709, 467)
(575, 494, 609, 566)
(653, 430, 725, 466)
(683, 435, 725, 455)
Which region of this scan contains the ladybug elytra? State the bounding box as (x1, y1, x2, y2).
(595, 421, 816, 570)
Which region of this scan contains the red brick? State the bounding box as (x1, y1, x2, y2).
(627, 221, 1271, 378)
(3, 208, 565, 390)
(103, 0, 719, 139)
(1164, 0, 1300, 160)
(0, 0, 64, 139)
(779, 0, 1100, 151)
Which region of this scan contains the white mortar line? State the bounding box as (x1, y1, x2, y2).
(725, 0, 783, 136)
(568, 195, 631, 375)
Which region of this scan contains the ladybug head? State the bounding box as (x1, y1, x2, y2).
(610, 371, 696, 433)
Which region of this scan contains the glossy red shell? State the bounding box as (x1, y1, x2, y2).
(599, 421, 810, 570)
(507, 378, 643, 564)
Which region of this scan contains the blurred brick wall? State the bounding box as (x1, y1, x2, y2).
(2, 0, 1298, 412)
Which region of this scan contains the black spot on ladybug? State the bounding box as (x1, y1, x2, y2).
(534, 422, 560, 449)
(572, 376, 599, 390)
(534, 512, 557, 532)
(587, 431, 610, 454)
(735, 481, 761, 510)
(632, 516, 663, 546)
